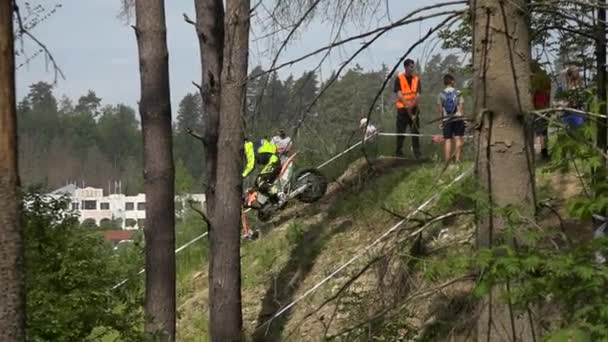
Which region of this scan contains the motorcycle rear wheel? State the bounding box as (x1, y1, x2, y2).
(293, 168, 328, 203)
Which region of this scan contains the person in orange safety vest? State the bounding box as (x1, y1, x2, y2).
(394, 58, 422, 159)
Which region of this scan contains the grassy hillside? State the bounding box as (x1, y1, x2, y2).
(171, 140, 594, 341)
(173, 155, 481, 341)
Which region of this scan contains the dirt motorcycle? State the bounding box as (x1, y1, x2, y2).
(243, 152, 328, 222)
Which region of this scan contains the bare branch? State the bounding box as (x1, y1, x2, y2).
(534, 106, 608, 119)
(248, 0, 324, 131)
(252, 0, 357, 133)
(183, 13, 196, 26)
(186, 128, 206, 145)
(326, 275, 475, 340)
(117, 0, 135, 23)
(533, 7, 597, 30)
(532, 111, 608, 160)
(270, 0, 323, 69)
(402, 210, 474, 234)
(283, 253, 386, 339)
(288, 209, 474, 336)
(249, 1, 468, 80)
(535, 24, 597, 40)
(187, 199, 211, 227)
(191, 81, 202, 92)
(291, 11, 464, 139)
(357, 13, 462, 149)
(13, 2, 65, 84)
(380, 206, 425, 226)
(250, 0, 264, 15)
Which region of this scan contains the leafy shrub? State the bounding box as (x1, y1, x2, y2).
(23, 192, 145, 341)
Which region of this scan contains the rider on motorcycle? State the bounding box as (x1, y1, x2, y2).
(242, 137, 286, 206)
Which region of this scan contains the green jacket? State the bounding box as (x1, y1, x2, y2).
(242, 139, 277, 177)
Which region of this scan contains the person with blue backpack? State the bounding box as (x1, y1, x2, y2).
(556, 66, 586, 130)
(437, 74, 465, 163)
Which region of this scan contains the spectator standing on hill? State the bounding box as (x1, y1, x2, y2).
(437, 74, 465, 163)
(359, 117, 378, 142)
(394, 59, 422, 159)
(531, 62, 552, 160)
(556, 66, 586, 130)
(359, 117, 379, 160)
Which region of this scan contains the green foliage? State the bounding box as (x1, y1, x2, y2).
(423, 224, 608, 339)
(286, 222, 304, 245)
(175, 209, 209, 303)
(75, 90, 102, 117)
(23, 191, 145, 341)
(547, 328, 592, 342)
(475, 236, 608, 340)
(440, 1, 599, 93)
(175, 93, 202, 133)
(175, 159, 195, 195)
(97, 104, 141, 165)
(246, 67, 320, 137)
(173, 93, 204, 185)
(17, 84, 144, 193)
(20, 82, 60, 145)
(438, 12, 472, 54)
(97, 219, 123, 231)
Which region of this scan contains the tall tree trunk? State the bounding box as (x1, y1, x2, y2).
(596, 0, 607, 183)
(471, 0, 536, 340)
(133, 0, 176, 339)
(0, 2, 25, 340)
(193, 1, 226, 338)
(207, 0, 250, 340)
(194, 0, 223, 230)
(193, 0, 248, 339)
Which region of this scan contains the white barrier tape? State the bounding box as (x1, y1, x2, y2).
(110, 231, 209, 290)
(316, 138, 368, 169)
(256, 166, 473, 330)
(243, 131, 471, 212)
(378, 132, 474, 138)
(175, 232, 209, 254)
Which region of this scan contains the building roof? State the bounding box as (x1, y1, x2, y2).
(103, 230, 135, 242)
(50, 184, 79, 196)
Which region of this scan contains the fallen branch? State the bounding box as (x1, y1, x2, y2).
(287, 209, 474, 336)
(533, 106, 608, 120)
(326, 275, 475, 340)
(283, 253, 386, 339)
(381, 206, 425, 225)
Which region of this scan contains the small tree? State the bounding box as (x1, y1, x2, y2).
(23, 193, 144, 341)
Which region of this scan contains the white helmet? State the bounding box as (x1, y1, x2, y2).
(359, 117, 367, 128)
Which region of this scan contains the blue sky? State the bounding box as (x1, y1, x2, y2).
(15, 0, 461, 113)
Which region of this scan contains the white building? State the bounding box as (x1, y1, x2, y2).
(50, 184, 205, 230)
